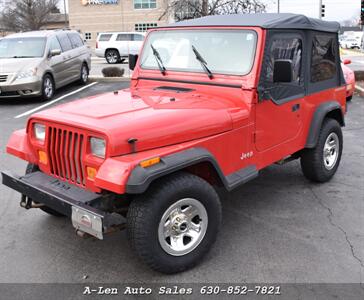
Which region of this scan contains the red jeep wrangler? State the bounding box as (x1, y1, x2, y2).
(2, 14, 346, 274)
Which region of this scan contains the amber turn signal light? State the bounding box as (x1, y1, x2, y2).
(38, 150, 48, 165)
(87, 167, 97, 180)
(139, 157, 161, 168)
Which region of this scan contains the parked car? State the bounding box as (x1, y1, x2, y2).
(0, 30, 91, 101)
(341, 59, 355, 101)
(2, 14, 347, 274)
(95, 32, 145, 64)
(340, 38, 360, 49)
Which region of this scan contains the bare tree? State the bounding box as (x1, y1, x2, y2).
(1, 0, 60, 32)
(161, 0, 267, 22)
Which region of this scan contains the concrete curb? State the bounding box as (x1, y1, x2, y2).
(89, 76, 131, 83)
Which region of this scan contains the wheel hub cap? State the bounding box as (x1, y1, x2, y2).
(158, 198, 208, 256)
(44, 79, 53, 97)
(323, 132, 339, 170)
(82, 67, 88, 81)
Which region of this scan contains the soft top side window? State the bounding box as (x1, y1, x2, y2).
(265, 38, 302, 84)
(311, 35, 337, 83)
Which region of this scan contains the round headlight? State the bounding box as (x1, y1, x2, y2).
(33, 123, 46, 142)
(90, 137, 106, 158)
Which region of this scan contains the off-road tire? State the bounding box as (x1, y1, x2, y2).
(105, 49, 120, 64)
(25, 164, 65, 217)
(127, 172, 222, 274)
(301, 118, 343, 182)
(79, 63, 89, 85)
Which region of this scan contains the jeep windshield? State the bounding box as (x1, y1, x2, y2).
(140, 29, 257, 76)
(0, 37, 46, 58)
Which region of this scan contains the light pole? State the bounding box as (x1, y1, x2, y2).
(277, 0, 280, 13)
(63, 0, 68, 27)
(318, 0, 322, 19)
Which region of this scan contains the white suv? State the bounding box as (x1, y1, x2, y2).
(340, 38, 360, 49)
(95, 32, 146, 64)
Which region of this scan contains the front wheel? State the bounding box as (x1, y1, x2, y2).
(301, 118, 343, 182)
(127, 172, 222, 274)
(79, 64, 89, 85)
(41, 74, 55, 101)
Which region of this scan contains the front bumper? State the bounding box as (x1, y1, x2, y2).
(0, 78, 42, 98)
(1, 171, 125, 239)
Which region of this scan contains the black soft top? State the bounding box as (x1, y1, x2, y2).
(162, 13, 340, 33)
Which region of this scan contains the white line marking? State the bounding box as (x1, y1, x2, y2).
(14, 82, 98, 119)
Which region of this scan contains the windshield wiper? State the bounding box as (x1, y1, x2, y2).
(11, 56, 35, 58)
(192, 45, 213, 79)
(150, 44, 166, 75)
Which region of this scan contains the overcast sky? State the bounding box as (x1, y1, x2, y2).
(60, 0, 361, 22)
(265, 0, 361, 22)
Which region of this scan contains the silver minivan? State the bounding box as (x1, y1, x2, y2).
(0, 30, 91, 101)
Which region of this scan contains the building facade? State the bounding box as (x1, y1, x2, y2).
(68, 0, 170, 46)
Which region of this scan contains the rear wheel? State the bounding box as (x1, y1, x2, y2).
(25, 164, 65, 217)
(105, 49, 120, 64)
(301, 118, 343, 182)
(127, 172, 222, 274)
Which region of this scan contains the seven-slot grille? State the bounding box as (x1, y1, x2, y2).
(47, 127, 86, 186)
(0, 75, 8, 82)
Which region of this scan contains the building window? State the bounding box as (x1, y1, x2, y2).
(135, 23, 157, 32)
(134, 0, 156, 9)
(85, 32, 92, 40)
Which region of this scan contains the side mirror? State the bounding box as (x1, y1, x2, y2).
(129, 54, 138, 70)
(50, 49, 62, 57)
(343, 59, 351, 65)
(273, 59, 293, 83)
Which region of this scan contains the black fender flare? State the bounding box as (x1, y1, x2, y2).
(126, 147, 258, 194)
(305, 101, 345, 148)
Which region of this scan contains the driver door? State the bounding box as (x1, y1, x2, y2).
(255, 33, 305, 152)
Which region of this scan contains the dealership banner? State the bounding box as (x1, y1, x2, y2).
(1, 283, 363, 300)
(81, 0, 118, 5)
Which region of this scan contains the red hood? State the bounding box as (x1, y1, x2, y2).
(31, 87, 250, 156)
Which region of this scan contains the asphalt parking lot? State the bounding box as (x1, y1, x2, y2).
(0, 81, 363, 284)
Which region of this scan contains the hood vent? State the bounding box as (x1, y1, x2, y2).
(154, 86, 195, 93)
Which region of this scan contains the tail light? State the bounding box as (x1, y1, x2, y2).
(96, 41, 98, 49)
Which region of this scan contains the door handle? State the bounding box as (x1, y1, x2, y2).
(292, 103, 300, 112)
